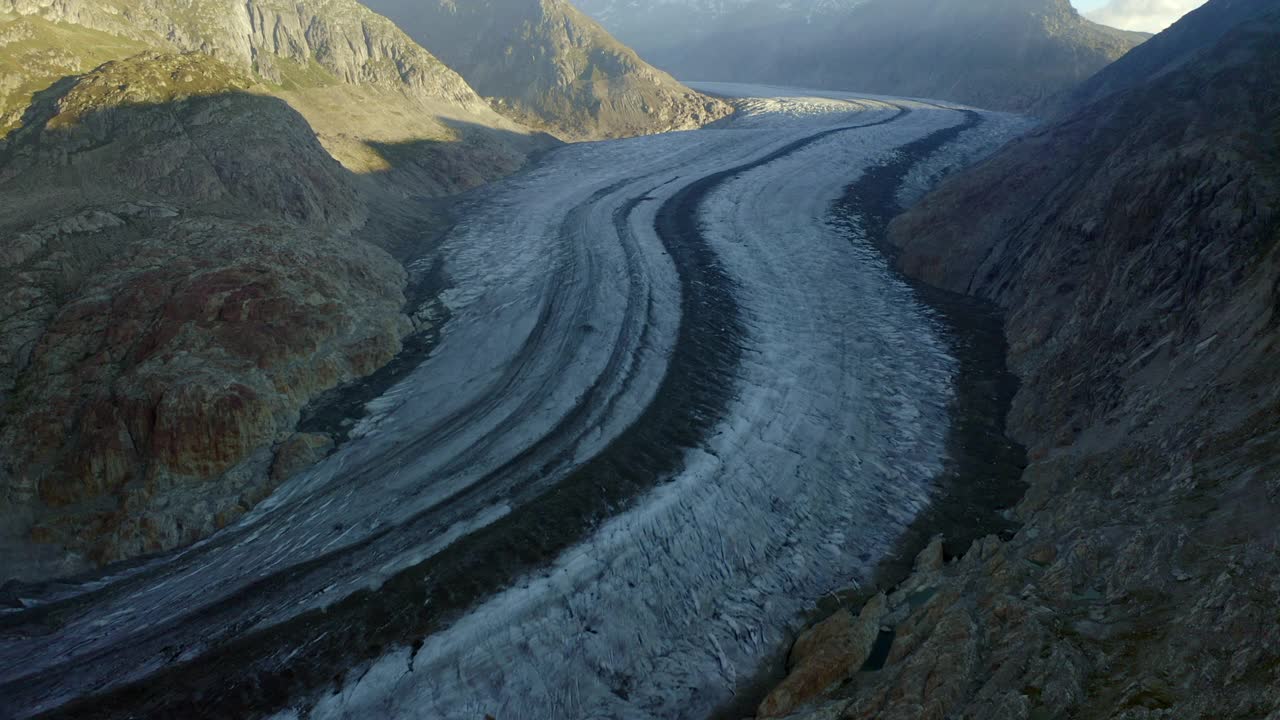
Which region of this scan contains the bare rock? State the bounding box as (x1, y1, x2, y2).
(758, 593, 887, 718)
(913, 534, 946, 574)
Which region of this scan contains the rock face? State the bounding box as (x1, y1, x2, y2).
(763, 3, 1280, 718)
(758, 593, 887, 718)
(1, 52, 361, 226)
(358, 0, 732, 139)
(577, 0, 1148, 112)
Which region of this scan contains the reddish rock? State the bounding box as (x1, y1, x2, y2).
(149, 381, 277, 479)
(2, 212, 409, 573)
(271, 432, 335, 482)
(758, 593, 887, 718)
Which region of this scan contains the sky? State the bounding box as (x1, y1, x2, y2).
(1071, 0, 1208, 33)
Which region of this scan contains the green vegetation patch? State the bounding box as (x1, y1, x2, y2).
(0, 16, 149, 136)
(270, 57, 341, 92)
(39, 51, 257, 131)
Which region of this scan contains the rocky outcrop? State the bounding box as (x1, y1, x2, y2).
(761, 4, 1280, 718)
(270, 432, 336, 482)
(0, 52, 417, 580)
(758, 593, 887, 718)
(359, 0, 732, 139)
(0, 52, 362, 226)
(4, 210, 410, 571)
(579, 0, 1148, 112)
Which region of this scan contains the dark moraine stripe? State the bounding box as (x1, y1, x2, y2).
(833, 106, 1030, 572)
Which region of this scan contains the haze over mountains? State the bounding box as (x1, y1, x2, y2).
(1081, 0, 1208, 32)
(577, 0, 1150, 111)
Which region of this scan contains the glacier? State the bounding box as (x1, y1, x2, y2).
(0, 85, 1028, 720)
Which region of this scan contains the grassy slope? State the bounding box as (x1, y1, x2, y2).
(0, 16, 149, 134)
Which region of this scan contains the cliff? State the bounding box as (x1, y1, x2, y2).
(757, 2, 1280, 717)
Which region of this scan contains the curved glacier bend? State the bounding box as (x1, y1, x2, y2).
(288, 98, 967, 719)
(0, 87, 1025, 720)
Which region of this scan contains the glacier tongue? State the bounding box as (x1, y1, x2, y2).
(288, 91, 984, 720)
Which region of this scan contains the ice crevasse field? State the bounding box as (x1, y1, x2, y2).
(0, 84, 1032, 720)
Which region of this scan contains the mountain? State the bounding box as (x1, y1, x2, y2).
(0, 0, 558, 581)
(1052, 0, 1276, 110)
(577, 0, 868, 58)
(576, 0, 1150, 111)
(760, 2, 1280, 717)
(357, 0, 733, 140)
(0, 0, 549, 193)
(573, 0, 868, 88)
(0, 0, 726, 583)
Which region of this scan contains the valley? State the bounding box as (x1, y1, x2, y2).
(0, 87, 1028, 719)
(2, 0, 1277, 718)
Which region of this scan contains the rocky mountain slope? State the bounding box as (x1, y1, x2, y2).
(357, 0, 732, 140)
(0, 0, 549, 193)
(0, 52, 403, 580)
(577, 0, 1148, 112)
(0, 0, 558, 581)
(757, 2, 1280, 717)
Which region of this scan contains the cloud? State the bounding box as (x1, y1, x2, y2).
(1085, 0, 1207, 33)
